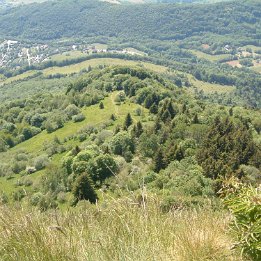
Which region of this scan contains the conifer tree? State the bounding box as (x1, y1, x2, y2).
(181, 103, 187, 114)
(135, 121, 143, 138)
(197, 117, 258, 180)
(124, 113, 133, 129)
(114, 125, 121, 134)
(149, 103, 158, 114)
(154, 149, 165, 173)
(110, 114, 116, 121)
(154, 119, 161, 133)
(72, 173, 98, 204)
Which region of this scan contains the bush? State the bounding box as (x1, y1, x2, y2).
(34, 155, 49, 171)
(57, 192, 67, 204)
(30, 192, 44, 206)
(224, 185, 261, 260)
(87, 154, 118, 184)
(65, 104, 81, 118)
(13, 189, 26, 201)
(12, 161, 26, 174)
(0, 191, 8, 204)
(72, 113, 85, 122)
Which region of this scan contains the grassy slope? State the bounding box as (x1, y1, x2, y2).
(50, 51, 88, 62)
(188, 75, 236, 93)
(42, 58, 168, 76)
(0, 92, 148, 195)
(190, 50, 230, 62)
(0, 71, 39, 86)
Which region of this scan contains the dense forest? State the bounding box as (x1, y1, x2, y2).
(0, 0, 260, 260)
(0, 0, 260, 44)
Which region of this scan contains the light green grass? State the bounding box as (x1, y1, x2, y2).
(0, 70, 39, 86)
(50, 51, 88, 62)
(0, 169, 43, 196)
(242, 45, 261, 52)
(43, 58, 168, 76)
(188, 75, 236, 94)
(92, 43, 108, 49)
(190, 50, 230, 62)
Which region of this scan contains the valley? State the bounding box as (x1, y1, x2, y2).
(0, 0, 260, 260)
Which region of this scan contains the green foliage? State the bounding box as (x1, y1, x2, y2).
(197, 117, 258, 181)
(72, 113, 85, 122)
(124, 113, 133, 129)
(224, 185, 261, 260)
(150, 157, 214, 199)
(99, 102, 104, 109)
(110, 131, 135, 158)
(72, 173, 98, 204)
(34, 154, 49, 171)
(65, 104, 81, 118)
(87, 154, 118, 185)
(153, 149, 165, 173)
(138, 132, 158, 157)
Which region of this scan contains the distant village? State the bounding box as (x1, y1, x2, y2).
(1, 40, 259, 72)
(0, 40, 147, 70)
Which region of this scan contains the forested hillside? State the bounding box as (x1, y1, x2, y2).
(0, 0, 260, 108)
(0, 1, 260, 260)
(0, 65, 260, 259)
(0, 0, 260, 44)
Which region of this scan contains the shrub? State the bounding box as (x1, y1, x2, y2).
(0, 191, 8, 204)
(13, 189, 26, 201)
(99, 102, 104, 109)
(12, 161, 26, 174)
(30, 192, 44, 206)
(57, 192, 67, 204)
(72, 113, 86, 122)
(65, 104, 81, 118)
(87, 154, 118, 184)
(34, 155, 49, 171)
(224, 185, 261, 260)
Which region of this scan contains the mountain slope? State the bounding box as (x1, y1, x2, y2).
(0, 0, 260, 43)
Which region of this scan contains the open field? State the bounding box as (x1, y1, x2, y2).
(0, 71, 39, 86)
(252, 66, 261, 73)
(43, 58, 168, 76)
(0, 92, 146, 158)
(50, 51, 88, 62)
(190, 50, 230, 62)
(0, 58, 168, 88)
(226, 60, 242, 68)
(188, 75, 236, 94)
(251, 61, 261, 73)
(242, 45, 261, 52)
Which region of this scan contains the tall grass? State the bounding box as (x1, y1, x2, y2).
(0, 195, 242, 261)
